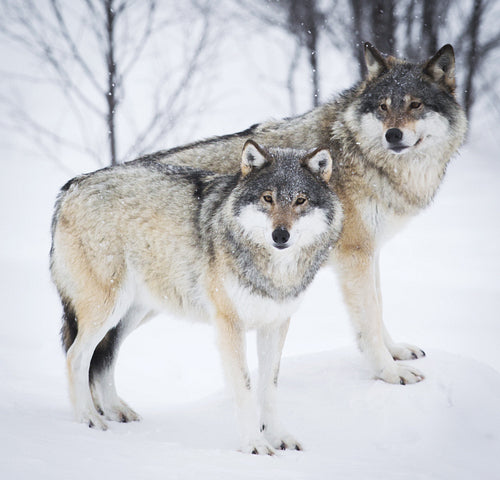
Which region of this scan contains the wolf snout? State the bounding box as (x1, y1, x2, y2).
(385, 127, 412, 153)
(272, 227, 290, 249)
(385, 128, 403, 144)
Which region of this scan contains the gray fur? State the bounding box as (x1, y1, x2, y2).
(134, 44, 468, 385)
(50, 142, 342, 453)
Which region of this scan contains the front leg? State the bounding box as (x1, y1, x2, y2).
(213, 311, 274, 455)
(336, 251, 424, 385)
(374, 253, 426, 362)
(257, 319, 302, 451)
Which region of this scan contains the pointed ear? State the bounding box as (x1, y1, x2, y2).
(302, 148, 332, 183)
(364, 42, 388, 80)
(241, 140, 270, 176)
(423, 44, 456, 93)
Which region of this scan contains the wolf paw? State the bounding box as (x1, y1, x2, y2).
(388, 342, 426, 361)
(78, 409, 108, 431)
(377, 363, 425, 385)
(240, 438, 276, 456)
(103, 402, 141, 423)
(97, 398, 141, 423)
(271, 434, 303, 452)
(260, 425, 302, 451)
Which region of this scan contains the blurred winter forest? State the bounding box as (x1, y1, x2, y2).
(1, 0, 499, 168)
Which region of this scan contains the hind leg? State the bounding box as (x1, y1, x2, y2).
(67, 322, 118, 430)
(90, 306, 151, 423)
(66, 294, 131, 430)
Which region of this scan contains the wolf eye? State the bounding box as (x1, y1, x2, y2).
(262, 195, 273, 204)
(410, 101, 422, 109)
(379, 103, 388, 111)
(295, 196, 307, 206)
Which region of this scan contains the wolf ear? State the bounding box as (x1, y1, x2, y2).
(241, 140, 270, 176)
(364, 42, 388, 80)
(302, 148, 333, 183)
(423, 44, 456, 93)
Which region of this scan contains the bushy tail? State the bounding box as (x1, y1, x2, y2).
(60, 299, 78, 353)
(51, 180, 80, 354)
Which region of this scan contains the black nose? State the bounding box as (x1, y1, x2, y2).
(272, 227, 290, 247)
(385, 128, 403, 144)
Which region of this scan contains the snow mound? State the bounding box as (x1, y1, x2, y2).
(2, 348, 499, 479)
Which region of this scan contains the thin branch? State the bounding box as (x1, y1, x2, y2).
(123, 8, 212, 159)
(0, 92, 100, 163)
(82, 0, 106, 44)
(50, 0, 103, 94)
(4, 2, 104, 116)
(120, 1, 157, 81)
(479, 31, 500, 57)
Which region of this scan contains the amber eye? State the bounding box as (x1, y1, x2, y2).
(295, 196, 307, 206)
(379, 103, 388, 111)
(410, 101, 422, 109)
(262, 195, 273, 204)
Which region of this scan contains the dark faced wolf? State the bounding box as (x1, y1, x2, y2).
(50, 141, 343, 454)
(135, 43, 467, 385)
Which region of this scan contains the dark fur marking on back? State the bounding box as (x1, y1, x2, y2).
(132, 124, 260, 164)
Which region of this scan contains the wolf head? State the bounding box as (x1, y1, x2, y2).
(234, 140, 341, 252)
(345, 43, 466, 159)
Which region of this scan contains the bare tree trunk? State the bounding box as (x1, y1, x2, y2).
(238, 0, 324, 107)
(463, 0, 482, 119)
(403, 0, 417, 59)
(288, 0, 322, 107)
(304, 6, 320, 107)
(105, 0, 118, 166)
(348, 0, 396, 78)
(349, 0, 366, 78)
(371, 0, 395, 55)
(421, 0, 438, 56)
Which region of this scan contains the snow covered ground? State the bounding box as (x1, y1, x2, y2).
(1, 128, 500, 478)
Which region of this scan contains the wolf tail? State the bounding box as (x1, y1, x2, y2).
(51, 179, 80, 354)
(60, 298, 78, 353)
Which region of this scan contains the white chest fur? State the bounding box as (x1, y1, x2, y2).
(223, 275, 304, 330)
(360, 198, 412, 247)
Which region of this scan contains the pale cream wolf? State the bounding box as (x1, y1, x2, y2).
(50, 141, 343, 454)
(134, 43, 467, 385)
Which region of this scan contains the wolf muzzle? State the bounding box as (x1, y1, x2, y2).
(272, 227, 290, 249)
(385, 128, 403, 144)
(385, 128, 409, 153)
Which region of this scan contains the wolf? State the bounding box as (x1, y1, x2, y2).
(134, 43, 468, 385)
(50, 140, 343, 454)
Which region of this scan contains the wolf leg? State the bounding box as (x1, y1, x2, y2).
(214, 313, 274, 455)
(66, 284, 133, 430)
(257, 318, 302, 451)
(374, 253, 426, 361)
(89, 306, 149, 423)
(66, 317, 120, 429)
(336, 253, 424, 385)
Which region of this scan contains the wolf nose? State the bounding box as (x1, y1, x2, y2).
(385, 128, 403, 144)
(272, 227, 290, 247)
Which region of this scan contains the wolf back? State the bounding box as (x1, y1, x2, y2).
(133, 44, 467, 385)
